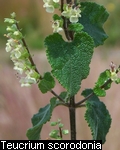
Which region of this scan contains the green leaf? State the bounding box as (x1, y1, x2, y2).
(82, 89, 111, 144)
(38, 72, 55, 93)
(53, 2, 60, 9)
(45, 32, 94, 96)
(79, 2, 109, 47)
(59, 91, 70, 103)
(115, 78, 120, 84)
(26, 97, 57, 140)
(53, 14, 62, 21)
(93, 70, 112, 96)
(68, 23, 84, 32)
(93, 86, 106, 97)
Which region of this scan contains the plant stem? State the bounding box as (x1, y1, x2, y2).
(16, 22, 40, 76)
(69, 96, 76, 140)
(75, 92, 94, 107)
(75, 66, 120, 107)
(61, 0, 71, 40)
(50, 89, 67, 104)
(15, 22, 66, 104)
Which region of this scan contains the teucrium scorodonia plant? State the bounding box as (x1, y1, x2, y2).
(4, 0, 120, 144)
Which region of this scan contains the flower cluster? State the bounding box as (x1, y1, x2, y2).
(43, 1, 82, 32)
(62, 4, 81, 23)
(43, 0, 60, 13)
(4, 13, 40, 87)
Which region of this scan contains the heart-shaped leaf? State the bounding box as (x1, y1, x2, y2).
(45, 32, 94, 96)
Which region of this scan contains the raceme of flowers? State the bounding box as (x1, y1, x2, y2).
(43, 0, 81, 32)
(4, 13, 40, 87)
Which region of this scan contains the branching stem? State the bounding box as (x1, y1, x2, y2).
(75, 76, 114, 107)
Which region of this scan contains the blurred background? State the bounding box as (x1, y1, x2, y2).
(0, 0, 120, 149)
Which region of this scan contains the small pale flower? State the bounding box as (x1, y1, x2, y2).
(61, 5, 72, 18)
(70, 7, 81, 23)
(20, 78, 31, 87)
(4, 18, 16, 24)
(14, 50, 21, 59)
(11, 12, 16, 18)
(14, 65, 24, 74)
(70, 15, 79, 23)
(52, 20, 63, 32)
(13, 31, 23, 39)
(6, 26, 14, 32)
(27, 76, 37, 84)
(21, 83, 31, 87)
(110, 72, 118, 82)
(62, 4, 81, 23)
(14, 45, 23, 58)
(43, 3, 54, 13)
(72, 7, 81, 17)
(25, 69, 40, 81)
(43, 0, 59, 3)
(7, 38, 17, 47)
(13, 61, 27, 74)
(10, 51, 21, 61)
(5, 43, 12, 52)
(43, 0, 60, 13)
(20, 76, 37, 87)
(53, 0, 59, 2)
(43, 0, 50, 2)
(110, 61, 119, 82)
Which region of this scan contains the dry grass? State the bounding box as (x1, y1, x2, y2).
(0, 48, 120, 149)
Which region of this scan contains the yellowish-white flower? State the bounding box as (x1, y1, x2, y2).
(43, 3, 54, 13)
(70, 7, 81, 23)
(5, 43, 12, 52)
(19, 69, 40, 87)
(43, 0, 60, 13)
(20, 77, 35, 87)
(5, 14, 40, 87)
(61, 5, 72, 18)
(110, 61, 119, 82)
(14, 65, 24, 74)
(110, 71, 118, 82)
(62, 4, 81, 23)
(52, 20, 63, 32)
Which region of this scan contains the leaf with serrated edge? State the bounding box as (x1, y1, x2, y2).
(38, 72, 55, 93)
(93, 70, 112, 96)
(45, 32, 94, 96)
(82, 89, 111, 144)
(79, 2, 109, 47)
(93, 86, 106, 97)
(26, 97, 57, 140)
